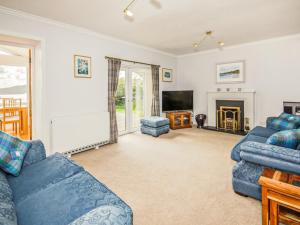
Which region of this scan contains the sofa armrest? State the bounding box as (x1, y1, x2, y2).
(68, 205, 132, 225)
(266, 117, 277, 129)
(240, 141, 300, 174)
(22, 140, 46, 168)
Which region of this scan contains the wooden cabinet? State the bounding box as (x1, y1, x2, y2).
(259, 168, 300, 225)
(166, 111, 192, 130)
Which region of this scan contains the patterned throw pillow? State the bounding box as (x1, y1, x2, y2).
(269, 118, 300, 131)
(266, 129, 300, 149)
(279, 113, 300, 126)
(0, 131, 31, 176)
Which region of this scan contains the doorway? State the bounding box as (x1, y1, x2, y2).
(0, 44, 32, 139)
(116, 65, 150, 135)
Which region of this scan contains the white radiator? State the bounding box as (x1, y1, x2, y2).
(50, 112, 110, 155)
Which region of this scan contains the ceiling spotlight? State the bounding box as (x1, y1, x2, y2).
(124, 9, 134, 17)
(193, 30, 224, 50)
(218, 41, 225, 47)
(123, 0, 161, 19)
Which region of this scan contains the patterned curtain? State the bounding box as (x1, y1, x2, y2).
(151, 65, 160, 116)
(108, 58, 121, 143)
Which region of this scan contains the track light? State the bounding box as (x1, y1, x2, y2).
(193, 31, 225, 50)
(123, 0, 160, 19)
(218, 41, 225, 47)
(124, 9, 134, 17)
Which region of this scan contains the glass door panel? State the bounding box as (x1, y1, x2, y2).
(116, 70, 126, 133)
(131, 71, 145, 129)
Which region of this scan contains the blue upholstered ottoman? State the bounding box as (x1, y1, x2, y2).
(140, 117, 170, 137)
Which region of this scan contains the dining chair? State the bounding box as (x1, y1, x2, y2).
(1, 98, 22, 135)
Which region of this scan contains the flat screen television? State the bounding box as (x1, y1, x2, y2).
(162, 90, 193, 112)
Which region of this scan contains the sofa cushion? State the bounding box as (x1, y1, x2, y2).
(68, 205, 132, 225)
(0, 170, 13, 203)
(8, 153, 84, 204)
(249, 126, 277, 138)
(22, 140, 46, 168)
(231, 134, 268, 161)
(15, 171, 132, 225)
(140, 116, 169, 128)
(0, 131, 31, 176)
(0, 171, 17, 225)
(268, 118, 300, 131)
(0, 201, 17, 225)
(266, 129, 300, 149)
(297, 144, 300, 150)
(279, 113, 300, 125)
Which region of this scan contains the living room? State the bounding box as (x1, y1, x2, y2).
(0, 1, 300, 225)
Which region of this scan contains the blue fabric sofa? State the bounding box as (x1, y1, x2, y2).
(231, 116, 300, 200)
(0, 140, 133, 225)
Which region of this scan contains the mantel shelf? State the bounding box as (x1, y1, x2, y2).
(207, 90, 256, 94)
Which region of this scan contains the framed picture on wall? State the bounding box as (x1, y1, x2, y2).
(74, 55, 92, 78)
(162, 68, 173, 82)
(216, 61, 244, 83)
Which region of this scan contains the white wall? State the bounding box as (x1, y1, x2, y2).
(177, 35, 300, 127)
(0, 9, 177, 153)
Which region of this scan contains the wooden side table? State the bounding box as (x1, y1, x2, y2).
(259, 168, 300, 225)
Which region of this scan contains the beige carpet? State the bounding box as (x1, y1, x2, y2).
(72, 128, 261, 225)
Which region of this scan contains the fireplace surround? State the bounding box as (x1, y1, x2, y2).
(205, 90, 256, 135)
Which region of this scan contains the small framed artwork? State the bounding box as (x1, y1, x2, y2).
(216, 61, 245, 83)
(162, 68, 173, 82)
(74, 55, 92, 78)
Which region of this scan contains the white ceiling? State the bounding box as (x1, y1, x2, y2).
(0, 0, 299, 55)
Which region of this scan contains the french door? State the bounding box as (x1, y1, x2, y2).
(116, 66, 146, 135)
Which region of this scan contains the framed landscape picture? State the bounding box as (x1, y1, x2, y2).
(162, 68, 173, 82)
(216, 61, 244, 83)
(74, 55, 91, 78)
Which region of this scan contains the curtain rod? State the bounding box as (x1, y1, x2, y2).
(105, 56, 160, 67)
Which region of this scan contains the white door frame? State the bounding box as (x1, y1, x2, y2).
(0, 31, 47, 149)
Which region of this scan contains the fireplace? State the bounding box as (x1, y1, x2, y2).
(206, 90, 255, 135)
(216, 100, 244, 132)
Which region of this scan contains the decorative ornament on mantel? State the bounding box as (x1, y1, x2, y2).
(193, 31, 225, 50)
(123, 0, 161, 19)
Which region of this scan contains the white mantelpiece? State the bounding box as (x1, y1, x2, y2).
(207, 90, 256, 129)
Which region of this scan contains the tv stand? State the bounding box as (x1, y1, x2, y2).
(166, 111, 192, 130)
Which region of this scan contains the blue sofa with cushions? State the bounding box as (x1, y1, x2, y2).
(0, 140, 133, 225)
(231, 115, 300, 200)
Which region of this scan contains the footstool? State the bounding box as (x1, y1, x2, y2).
(140, 117, 170, 137)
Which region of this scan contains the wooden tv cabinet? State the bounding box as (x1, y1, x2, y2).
(166, 111, 192, 130)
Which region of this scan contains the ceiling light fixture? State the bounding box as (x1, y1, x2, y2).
(193, 31, 225, 50)
(123, 0, 160, 18)
(124, 8, 134, 17)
